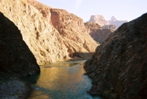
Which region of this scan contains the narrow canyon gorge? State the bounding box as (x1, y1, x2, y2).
(0, 0, 146, 99)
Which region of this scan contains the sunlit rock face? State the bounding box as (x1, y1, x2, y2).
(84, 13, 147, 99)
(0, 0, 98, 65)
(85, 22, 113, 44)
(0, 12, 39, 76)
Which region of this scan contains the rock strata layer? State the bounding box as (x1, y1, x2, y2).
(0, 0, 98, 65)
(84, 13, 147, 99)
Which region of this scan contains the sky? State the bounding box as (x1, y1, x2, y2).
(39, 0, 147, 22)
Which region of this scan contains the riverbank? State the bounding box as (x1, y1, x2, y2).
(0, 73, 32, 99)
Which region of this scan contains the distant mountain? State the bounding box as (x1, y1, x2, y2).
(89, 15, 110, 26)
(86, 15, 117, 44)
(109, 16, 127, 28)
(88, 15, 127, 28)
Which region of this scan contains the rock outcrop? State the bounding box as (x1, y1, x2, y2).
(89, 15, 110, 26)
(84, 13, 147, 99)
(0, 12, 40, 98)
(109, 16, 127, 28)
(0, 0, 98, 65)
(85, 22, 113, 43)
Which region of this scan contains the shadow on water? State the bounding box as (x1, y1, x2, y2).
(27, 60, 103, 99)
(27, 72, 40, 84)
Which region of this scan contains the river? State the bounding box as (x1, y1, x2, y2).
(27, 60, 102, 99)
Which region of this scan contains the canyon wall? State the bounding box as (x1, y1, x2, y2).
(84, 13, 147, 99)
(85, 22, 113, 43)
(0, 0, 98, 65)
(0, 12, 39, 76)
(0, 12, 40, 98)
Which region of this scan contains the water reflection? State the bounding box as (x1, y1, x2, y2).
(28, 60, 102, 99)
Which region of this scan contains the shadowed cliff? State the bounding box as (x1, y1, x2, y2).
(0, 12, 39, 76)
(0, 12, 40, 99)
(84, 13, 147, 99)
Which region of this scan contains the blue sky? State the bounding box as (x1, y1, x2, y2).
(39, 0, 147, 22)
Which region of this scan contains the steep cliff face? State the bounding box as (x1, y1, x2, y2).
(0, 12, 40, 98)
(85, 22, 113, 43)
(0, 12, 39, 76)
(84, 13, 147, 99)
(0, 0, 98, 65)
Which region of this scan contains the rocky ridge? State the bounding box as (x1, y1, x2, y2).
(0, 12, 40, 99)
(0, 0, 98, 65)
(84, 13, 147, 99)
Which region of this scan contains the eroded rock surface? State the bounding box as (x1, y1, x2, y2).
(0, 0, 98, 65)
(84, 13, 147, 99)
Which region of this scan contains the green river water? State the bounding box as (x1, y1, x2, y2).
(27, 60, 102, 99)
